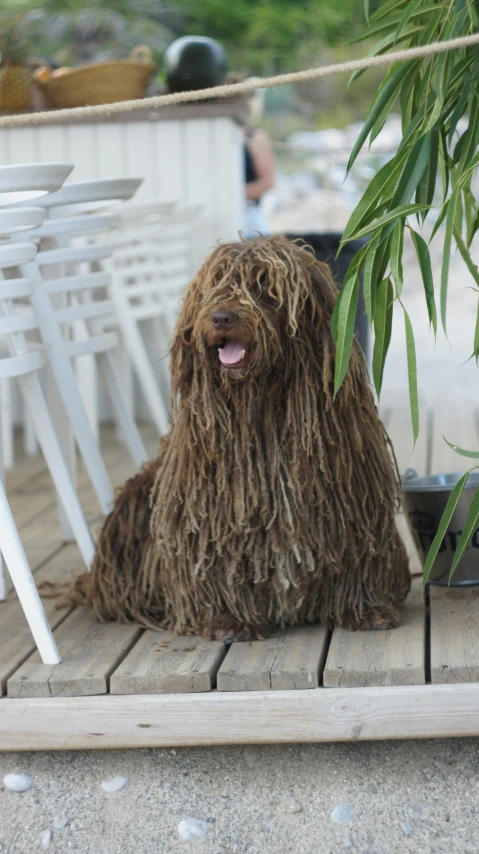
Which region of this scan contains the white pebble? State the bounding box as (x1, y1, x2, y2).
(285, 799, 303, 814)
(178, 818, 209, 841)
(331, 804, 355, 825)
(53, 818, 69, 830)
(344, 834, 353, 849)
(40, 828, 52, 847)
(3, 773, 32, 793)
(101, 776, 128, 793)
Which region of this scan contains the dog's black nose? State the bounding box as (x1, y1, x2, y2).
(211, 309, 238, 330)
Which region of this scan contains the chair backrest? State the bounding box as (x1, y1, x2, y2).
(107, 206, 201, 331)
(0, 163, 73, 207)
(13, 211, 121, 358)
(0, 240, 41, 361)
(29, 178, 143, 215)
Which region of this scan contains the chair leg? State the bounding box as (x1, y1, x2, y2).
(0, 420, 5, 602)
(0, 480, 60, 664)
(0, 378, 14, 470)
(29, 283, 114, 515)
(97, 350, 149, 469)
(23, 400, 39, 457)
(17, 372, 95, 570)
(111, 291, 170, 436)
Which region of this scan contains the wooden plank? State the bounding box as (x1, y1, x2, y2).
(4, 682, 479, 751)
(217, 626, 329, 692)
(0, 543, 82, 696)
(110, 631, 226, 695)
(8, 607, 141, 698)
(430, 585, 479, 684)
(323, 580, 425, 688)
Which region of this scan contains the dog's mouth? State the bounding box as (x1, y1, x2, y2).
(217, 338, 254, 370)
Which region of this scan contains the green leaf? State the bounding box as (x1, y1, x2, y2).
(347, 63, 415, 174)
(391, 132, 431, 207)
(448, 484, 479, 581)
(444, 438, 479, 459)
(341, 149, 409, 245)
(404, 308, 419, 445)
(364, 0, 370, 22)
(348, 5, 439, 44)
(395, 0, 426, 40)
(349, 203, 428, 241)
(423, 94, 444, 134)
(416, 128, 439, 218)
(362, 238, 379, 324)
(440, 185, 460, 334)
(422, 470, 471, 585)
(333, 272, 360, 397)
(438, 129, 450, 202)
(463, 186, 476, 248)
(348, 27, 422, 86)
(372, 277, 394, 397)
(410, 229, 437, 334)
(453, 226, 479, 288)
(390, 220, 404, 296)
(475, 299, 479, 364)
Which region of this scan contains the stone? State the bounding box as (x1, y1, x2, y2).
(284, 799, 303, 814)
(53, 818, 69, 830)
(178, 818, 209, 841)
(40, 828, 52, 847)
(401, 824, 414, 837)
(3, 773, 32, 793)
(101, 776, 128, 793)
(331, 804, 355, 826)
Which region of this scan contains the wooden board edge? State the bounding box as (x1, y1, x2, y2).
(2, 683, 479, 750)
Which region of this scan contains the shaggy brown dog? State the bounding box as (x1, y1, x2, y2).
(71, 235, 410, 640)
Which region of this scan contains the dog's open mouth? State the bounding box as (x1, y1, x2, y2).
(218, 339, 254, 369)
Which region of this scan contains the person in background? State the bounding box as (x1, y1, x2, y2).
(240, 82, 276, 238)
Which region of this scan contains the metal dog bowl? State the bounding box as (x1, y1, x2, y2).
(402, 469, 479, 585)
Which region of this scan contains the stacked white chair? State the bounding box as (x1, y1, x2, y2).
(104, 202, 201, 435)
(0, 163, 75, 469)
(10, 176, 149, 521)
(0, 208, 100, 664)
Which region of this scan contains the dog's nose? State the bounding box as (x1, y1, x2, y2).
(211, 309, 238, 330)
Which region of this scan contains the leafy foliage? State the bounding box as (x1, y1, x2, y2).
(335, 0, 479, 430)
(169, 0, 373, 73)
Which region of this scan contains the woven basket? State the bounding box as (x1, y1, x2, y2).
(36, 46, 156, 109)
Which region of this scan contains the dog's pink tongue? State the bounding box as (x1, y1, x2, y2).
(219, 341, 245, 365)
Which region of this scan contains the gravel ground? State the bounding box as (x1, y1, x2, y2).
(1, 739, 479, 854)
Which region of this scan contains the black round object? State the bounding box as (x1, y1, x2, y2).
(165, 36, 227, 94)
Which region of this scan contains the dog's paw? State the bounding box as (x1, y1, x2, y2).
(203, 615, 264, 643)
(340, 607, 401, 632)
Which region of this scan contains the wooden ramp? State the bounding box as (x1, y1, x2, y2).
(2, 577, 479, 749)
(2, 416, 479, 750)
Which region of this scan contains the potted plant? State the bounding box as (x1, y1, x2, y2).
(0, 15, 33, 112)
(335, 0, 479, 584)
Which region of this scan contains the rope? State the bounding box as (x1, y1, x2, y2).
(1, 33, 479, 130)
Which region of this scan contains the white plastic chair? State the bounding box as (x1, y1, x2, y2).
(104, 203, 201, 435)
(12, 209, 149, 519)
(0, 213, 103, 664)
(0, 163, 74, 468)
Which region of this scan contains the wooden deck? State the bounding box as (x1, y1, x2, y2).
(2, 404, 479, 751)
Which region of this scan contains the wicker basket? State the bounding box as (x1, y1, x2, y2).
(36, 46, 156, 109)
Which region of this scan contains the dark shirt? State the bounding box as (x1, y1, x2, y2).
(244, 129, 259, 204)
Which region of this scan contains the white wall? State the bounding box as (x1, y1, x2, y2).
(0, 112, 244, 426)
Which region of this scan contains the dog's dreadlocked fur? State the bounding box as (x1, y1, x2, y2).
(70, 235, 410, 639)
